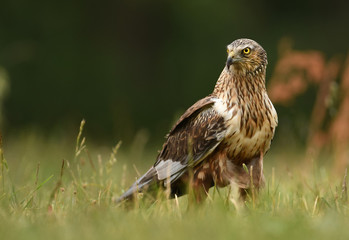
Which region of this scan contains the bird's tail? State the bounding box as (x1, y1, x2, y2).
(115, 167, 158, 204)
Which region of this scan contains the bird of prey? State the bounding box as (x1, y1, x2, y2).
(117, 38, 278, 203)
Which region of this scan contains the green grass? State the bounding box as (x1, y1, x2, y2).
(1, 122, 349, 240)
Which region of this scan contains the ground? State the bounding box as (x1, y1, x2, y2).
(1, 127, 349, 240)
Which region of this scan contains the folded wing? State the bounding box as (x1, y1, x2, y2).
(116, 96, 227, 202)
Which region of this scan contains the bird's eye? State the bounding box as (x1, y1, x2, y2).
(242, 47, 251, 55)
(226, 49, 229, 53)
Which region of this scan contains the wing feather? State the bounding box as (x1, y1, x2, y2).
(116, 96, 227, 202)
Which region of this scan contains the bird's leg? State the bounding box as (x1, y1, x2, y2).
(238, 151, 265, 200)
(188, 170, 214, 205)
(249, 151, 265, 190)
(257, 150, 264, 187)
(238, 188, 250, 201)
(192, 183, 208, 204)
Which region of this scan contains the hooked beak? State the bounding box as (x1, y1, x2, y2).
(226, 56, 234, 68)
(226, 52, 239, 69)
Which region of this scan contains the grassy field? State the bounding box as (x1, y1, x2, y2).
(1, 123, 349, 240)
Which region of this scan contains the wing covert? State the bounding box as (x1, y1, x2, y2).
(154, 102, 227, 183)
(116, 97, 228, 202)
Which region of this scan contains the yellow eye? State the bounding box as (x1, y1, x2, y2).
(242, 47, 251, 55)
(226, 49, 229, 53)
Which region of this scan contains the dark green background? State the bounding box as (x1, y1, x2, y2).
(1, 0, 348, 145)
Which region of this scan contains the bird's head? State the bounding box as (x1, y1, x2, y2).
(226, 39, 267, 75)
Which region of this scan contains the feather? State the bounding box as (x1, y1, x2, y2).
(116, 38, 278, 204)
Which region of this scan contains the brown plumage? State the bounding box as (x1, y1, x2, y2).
(116, 38, 278, 203)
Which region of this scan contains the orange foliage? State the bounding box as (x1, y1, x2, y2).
(268, 38, 349, 172)
(330, 56, 349, 171)
(268, 41, 326, 104)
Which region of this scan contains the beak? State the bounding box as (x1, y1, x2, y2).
(226, 56, 234, 68)
(226, 52, 236, 69)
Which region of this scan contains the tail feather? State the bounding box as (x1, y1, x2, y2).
(115, 159, 191, 204)
(115, 167, 157, 203)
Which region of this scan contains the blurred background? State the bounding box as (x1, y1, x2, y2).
(1, 0, 349, 171)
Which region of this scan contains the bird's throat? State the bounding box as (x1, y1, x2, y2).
(212, 67, 266, 105)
